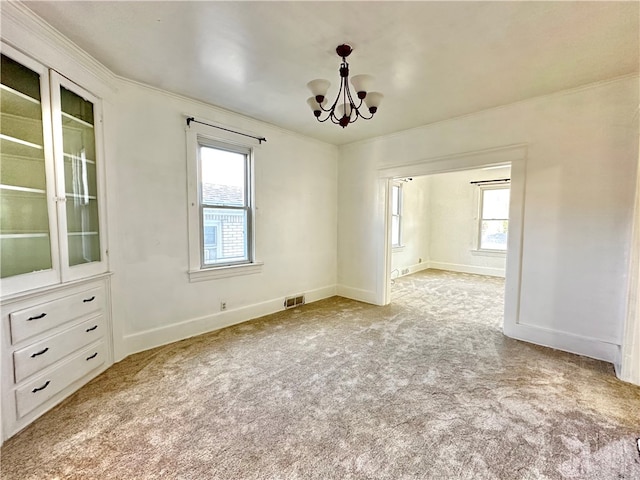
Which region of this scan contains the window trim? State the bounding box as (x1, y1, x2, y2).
(391, 182, 403, 248)
(476, 184, 510, 253)
(186, 123, 262, 282)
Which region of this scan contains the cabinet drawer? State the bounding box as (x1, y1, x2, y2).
(15, 341, 106, 418)
(13, 316, 104, 383)
(9, 287, 103, 344)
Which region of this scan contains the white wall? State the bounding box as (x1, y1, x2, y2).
(390, 177, 430, 275)
(338, 76, 639, 363)
(1, 3, 339, 361)
(108, 80, 338, 358)
(428, 167, 510, 277)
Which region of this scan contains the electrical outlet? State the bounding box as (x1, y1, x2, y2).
(220, 302, 227, 311)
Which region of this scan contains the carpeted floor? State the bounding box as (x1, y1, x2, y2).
(1, 269, 639, 479)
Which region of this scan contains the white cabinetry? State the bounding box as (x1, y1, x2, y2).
(1, 277, 112, 439)
(0, 43, 112, 441)
(1, 42, 108, 296)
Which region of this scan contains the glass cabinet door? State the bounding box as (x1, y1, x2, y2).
(51, 72, 106, 280)
(60, 86, 100, 266)
(0, 49, 58, 289)
(0, 45, 107, 296)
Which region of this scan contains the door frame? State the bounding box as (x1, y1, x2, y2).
(376, 144, 528, 336)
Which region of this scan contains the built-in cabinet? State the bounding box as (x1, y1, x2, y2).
(1, 42, 112, 441)
(1, 42, 108, 294)
(1, 278, 112, 438)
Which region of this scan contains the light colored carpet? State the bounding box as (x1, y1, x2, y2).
(1, 269, 639, 479)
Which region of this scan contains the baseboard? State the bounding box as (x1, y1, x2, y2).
(122, 284, 336, 356)
(503, 321, 620, 364)
(614, 360, 622, 378)
(429, 261, 505, 278)
(336, 285, 378, 305)
(395, 262, 431, 277)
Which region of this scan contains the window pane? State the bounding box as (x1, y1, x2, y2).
(480, 220, 508, 250)
(202, 207, 248, 265)
(391, 215, 400, 246)
(391, 185, 399, 215)
(61, 86, 100, 266)
(482, 188, 510, 219)
(200, 146, 246, 207)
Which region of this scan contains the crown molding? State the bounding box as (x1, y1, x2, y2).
(1, 1, 118, 95)
(117, 75, 338, 151)
(341, 73, 640, 150)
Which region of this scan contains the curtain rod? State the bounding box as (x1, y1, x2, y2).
(186, 117, 267, 144)
(470, 178, 510, 185)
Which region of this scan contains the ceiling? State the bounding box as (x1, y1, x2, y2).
(22, 1, 639, 146)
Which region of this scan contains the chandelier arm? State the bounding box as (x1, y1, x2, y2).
(321, 70, 345, 116)
(319, 77, 344, 113)
(345, 86, 360, 120)
(345, 84, 357, 105)
(342, 77, 349, 114)
(316, 114, 333, 123)
(355, 110, 375, 121)
(354, 102, 375, 121)
(326, 89, 342, 113)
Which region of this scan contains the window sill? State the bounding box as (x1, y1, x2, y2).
(470, 249, 506, 257)
(392, 245, 405, 251)
(188, 261, 264, 282)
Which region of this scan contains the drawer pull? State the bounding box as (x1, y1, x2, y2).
(32, 381, 50, 393)
(27, 313, 47, 321)
(30, 347, 49, 358)
(86, 325, 98, 332)
(83, 296, 96, 303)
(86, 352, 98, 361)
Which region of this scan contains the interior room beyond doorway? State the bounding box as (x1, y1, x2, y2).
(389, 165, 511, 327)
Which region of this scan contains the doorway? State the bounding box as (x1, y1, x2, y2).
(389, 166, 511, 331)
(376, 144, 527, 337)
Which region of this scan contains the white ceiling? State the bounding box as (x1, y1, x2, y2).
(23, 1, 639, 145)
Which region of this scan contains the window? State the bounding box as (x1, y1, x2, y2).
(391, 183, 402, 247)
(478, 186, 510, 251)
(199, 139, 251, 266)
(186, 127, 262, 282)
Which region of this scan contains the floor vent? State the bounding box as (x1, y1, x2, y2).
(284, 294, 305, 309)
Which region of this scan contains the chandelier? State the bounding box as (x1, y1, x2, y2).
(306, 44, 383, 128)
